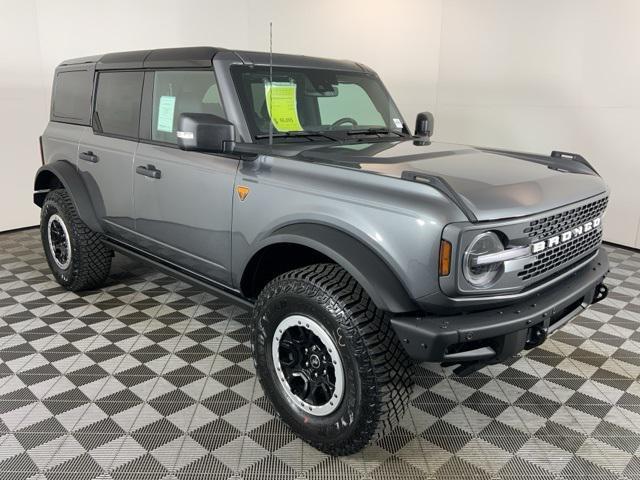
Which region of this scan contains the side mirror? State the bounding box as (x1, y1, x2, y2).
(414, 111, 435, 139)
(177, 113, 235, 154)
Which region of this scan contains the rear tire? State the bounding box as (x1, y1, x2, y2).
(40, 189, 112, 291)
(252, 263, 414, 455)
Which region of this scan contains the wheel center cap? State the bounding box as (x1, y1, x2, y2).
(309, 354, 321, 369)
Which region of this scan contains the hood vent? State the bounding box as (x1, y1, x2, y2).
(401, 171, 478, 222)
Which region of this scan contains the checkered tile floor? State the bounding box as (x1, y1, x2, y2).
(0, 228, 639, 479)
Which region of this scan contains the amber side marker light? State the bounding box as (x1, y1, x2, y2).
(439, 240, 452, 276)
(236, 185, 250, 201)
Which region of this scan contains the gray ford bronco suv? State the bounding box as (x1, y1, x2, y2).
(35, 47, 610, 455)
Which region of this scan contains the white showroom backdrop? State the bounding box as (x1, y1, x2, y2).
(1, 0, 639, 248)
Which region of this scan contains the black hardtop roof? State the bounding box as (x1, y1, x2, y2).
(58, 46, 369, 73)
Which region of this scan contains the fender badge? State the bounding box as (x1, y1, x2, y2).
(236, 185, 250, 201)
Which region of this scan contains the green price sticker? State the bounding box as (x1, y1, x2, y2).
(265, 82, 303, 132)
(157, 95, 176, 133)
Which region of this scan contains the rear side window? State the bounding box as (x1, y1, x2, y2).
(52, 70, 93, 124)
(94, 71, 143, 138)
(151, 70, 224, 144)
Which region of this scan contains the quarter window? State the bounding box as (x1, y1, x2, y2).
(94, 71, 143, 138)
(151, 70, 224, 144)
(52, 70, 93, 124)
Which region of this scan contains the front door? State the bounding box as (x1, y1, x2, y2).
(78, 70, 144, 238)
(132, 69, 238, 284)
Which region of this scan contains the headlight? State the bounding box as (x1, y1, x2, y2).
(463, 232, 504, 288)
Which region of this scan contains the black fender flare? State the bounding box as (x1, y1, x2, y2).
(246, 223, 418, 313)
(33, 160, 103, 233)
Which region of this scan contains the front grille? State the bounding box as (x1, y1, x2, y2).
(447, 193, 608, 296)
(523, 197, 608, 240)
(518, 227, 602, 281)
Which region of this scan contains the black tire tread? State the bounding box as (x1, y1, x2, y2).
(41, 189, 112, 291)
(253, 263, 414, 455)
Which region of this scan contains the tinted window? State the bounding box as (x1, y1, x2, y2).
(317, 84, 384, 126)
(151, 70, 223, 144)
(94, 71, 143, 138)
(52, 70, 93, 124)
(232, 66, 404, 140)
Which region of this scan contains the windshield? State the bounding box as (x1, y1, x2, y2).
(232, 66, 406, 142)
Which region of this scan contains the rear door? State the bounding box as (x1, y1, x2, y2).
(78, 70, 143, 238)
(132, 69, 238, 284)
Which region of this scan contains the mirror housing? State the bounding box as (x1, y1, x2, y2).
(414, 111, 435, 139)
(177, 113, 235, 154)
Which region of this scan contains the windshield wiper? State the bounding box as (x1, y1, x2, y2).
(346, 128, 405, 137)
(255, 131, 339, 141)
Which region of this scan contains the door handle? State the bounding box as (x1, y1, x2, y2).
(79, 151, 98, 163)
(136, 164, 162, 179)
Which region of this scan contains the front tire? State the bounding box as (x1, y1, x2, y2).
(252, 263, 414, 455)
(40, 189, 112, 291)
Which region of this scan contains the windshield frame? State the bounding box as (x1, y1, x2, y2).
(231, 65, 409, 144)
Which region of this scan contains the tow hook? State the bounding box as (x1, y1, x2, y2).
(592, 282, 608, 304)
(525, 325, 548, 350)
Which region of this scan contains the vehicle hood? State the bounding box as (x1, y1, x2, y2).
(272, 139, 607, 221)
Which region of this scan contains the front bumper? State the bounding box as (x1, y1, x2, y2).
(391, 247, 609, 374)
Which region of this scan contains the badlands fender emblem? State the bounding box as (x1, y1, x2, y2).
(531, 217, 601, 254)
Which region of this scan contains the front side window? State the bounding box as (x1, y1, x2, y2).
(232, 66, 405, 142)
(151, 70, 224, 144)
(94, 71, 143, 138)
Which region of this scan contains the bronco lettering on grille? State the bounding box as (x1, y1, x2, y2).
(531, 217, 601, 254)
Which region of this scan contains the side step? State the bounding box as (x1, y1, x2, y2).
(103, 238, 254, 310)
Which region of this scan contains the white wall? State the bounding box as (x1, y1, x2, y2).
(0, 1, 48, 231)
(1, 0, 639, 248)
(435, 0, 640, 247)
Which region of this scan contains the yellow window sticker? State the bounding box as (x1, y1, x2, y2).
(265, 82, 303, 132)
(157, 95, 176, 132)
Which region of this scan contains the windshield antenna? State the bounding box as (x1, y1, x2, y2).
(268, 21, 273, 147)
